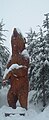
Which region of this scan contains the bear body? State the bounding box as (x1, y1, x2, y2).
(3, 28, 29, 110)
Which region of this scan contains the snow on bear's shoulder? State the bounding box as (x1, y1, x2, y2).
(21, 49, 29, 58)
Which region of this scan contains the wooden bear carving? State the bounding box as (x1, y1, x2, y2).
(3, 28, 29, 110)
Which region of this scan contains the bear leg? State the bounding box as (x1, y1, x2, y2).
(7, 89, 18, 109)
(19, 92, 28, 110)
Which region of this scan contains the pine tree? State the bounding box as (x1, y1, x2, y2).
(26, 28, 37, 90)
(32, 21, 49, 107)
(26, 14, 49, 107)
(0, 19, 10, 88)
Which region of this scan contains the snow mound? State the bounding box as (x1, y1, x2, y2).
(0, 105, 37, 120)
(0, 87, 8, 107)
(0, 87, 49, 120)
(0, 105, 49, 120)
(0, 105, 26, 114)
(35, 106, 49, 120)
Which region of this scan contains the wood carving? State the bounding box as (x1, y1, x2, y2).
(3, 28, 29, 110)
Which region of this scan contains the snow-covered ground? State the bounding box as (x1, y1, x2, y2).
(0, 86, 49, 120)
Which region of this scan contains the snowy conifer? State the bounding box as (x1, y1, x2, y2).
(0, 19, 10, 88)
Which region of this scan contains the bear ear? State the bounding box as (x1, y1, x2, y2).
(24, 38, 26, 43)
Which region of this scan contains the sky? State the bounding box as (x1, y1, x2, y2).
(0, 0, 49, 52)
